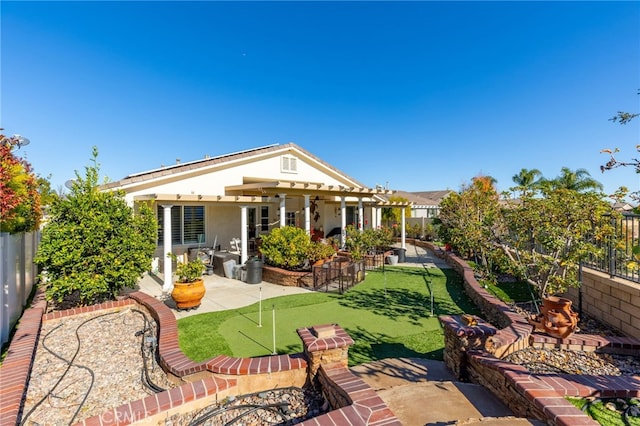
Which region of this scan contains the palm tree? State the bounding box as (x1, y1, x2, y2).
(546, 167, 603, 192)
(511, 168, 543, 196)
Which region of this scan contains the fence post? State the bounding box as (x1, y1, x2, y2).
(609, 215, 617, 278)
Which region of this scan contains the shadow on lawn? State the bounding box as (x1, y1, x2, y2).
(346, 325, 443, 365)
(338, 287, 430, 326)
(339, 268, 478, 323)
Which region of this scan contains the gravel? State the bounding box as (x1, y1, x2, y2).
(503, 348, 640, 376)
(507, 302, 640, 376)
(20, 307, 326, 426)
(22, 307, 177, 425)
(164, 386, 328, 426)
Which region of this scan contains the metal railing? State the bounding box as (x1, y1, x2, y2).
(582, 213, 640, 284)
(312, 256, 365, 293)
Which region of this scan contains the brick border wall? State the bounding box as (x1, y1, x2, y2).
(416, 239, 640, 426)
(0, 290, 400, 426)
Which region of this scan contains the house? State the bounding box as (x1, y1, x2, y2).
(103, 143, 411, 290)
(395, 190, 453, 219)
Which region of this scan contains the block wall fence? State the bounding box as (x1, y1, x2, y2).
(565, 268, 640, 339)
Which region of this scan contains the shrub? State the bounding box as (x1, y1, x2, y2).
(35, 148, 157, 306)
(260, 226, 312, 270)
(168, 253, 206, 283)
(345, 225, 395, 260)
(308, 241, 337, 264)
(0, 133, 42, 233)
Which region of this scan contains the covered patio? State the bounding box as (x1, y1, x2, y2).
(135, 179, 412, 291)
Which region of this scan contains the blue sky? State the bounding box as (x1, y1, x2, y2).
(2, 1, 639, 198)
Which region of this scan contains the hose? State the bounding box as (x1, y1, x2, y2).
(188, 386, 308, 426)
(20, 311, 117, 425)
(131, 308, 166, 394)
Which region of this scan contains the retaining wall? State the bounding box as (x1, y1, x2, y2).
(0, 291, 400, 426)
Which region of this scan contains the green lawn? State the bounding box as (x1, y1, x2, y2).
(177, 266, 481, 366)
(484, 279, 538, 304)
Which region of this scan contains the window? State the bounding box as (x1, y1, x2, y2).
(285, 211, 296, 227)
(157, 205, 204, 245)
(281, 155, 298, 173)
(260, 206, 269, 233)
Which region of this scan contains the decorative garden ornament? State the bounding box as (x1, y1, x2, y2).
(528, 295, 579, 339)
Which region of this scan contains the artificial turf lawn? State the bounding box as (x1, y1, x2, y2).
(177, 266, 481, 366)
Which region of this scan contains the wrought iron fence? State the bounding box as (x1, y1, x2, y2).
(312, 256, 366, 293)
(582, 213, 640, 283)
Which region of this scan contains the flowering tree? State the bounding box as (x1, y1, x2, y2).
(0, 132, 41, 233)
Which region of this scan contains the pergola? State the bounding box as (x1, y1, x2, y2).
(134, 179, 412, 291)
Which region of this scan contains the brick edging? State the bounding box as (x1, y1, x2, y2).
(128, 291, 308, 377)
(73, 376, 237, 426)
(298, 364, 401, 426)
(0, 289, 46, 426)
(419, 239, 640, 426)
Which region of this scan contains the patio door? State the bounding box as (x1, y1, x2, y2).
(346, 206, 358, 227)
(247, 207, 256, 239)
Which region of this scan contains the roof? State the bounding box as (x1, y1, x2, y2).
(392, 190, 441, 207)
(410, 190, 454, 204)
(102, 142, 369, 191)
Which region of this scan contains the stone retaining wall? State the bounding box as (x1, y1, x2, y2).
(262, 265, 312, 287)
(419, 239, 640, 426)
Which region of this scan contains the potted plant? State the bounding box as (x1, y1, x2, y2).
(309, 241, 337, 266)
(167, 253, 206, 310)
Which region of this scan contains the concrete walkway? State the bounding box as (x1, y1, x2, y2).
(131, 270, 311, 320)
(129, 243, 541, 425)
(351, 358, 544, 426)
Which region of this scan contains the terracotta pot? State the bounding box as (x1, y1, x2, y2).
(528, 295, 579, 339)
(171, 279, 206, 310)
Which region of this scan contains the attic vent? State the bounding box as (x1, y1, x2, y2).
(281, 155, 298, 174)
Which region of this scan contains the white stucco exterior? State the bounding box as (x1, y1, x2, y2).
(103, 143, 408, 289)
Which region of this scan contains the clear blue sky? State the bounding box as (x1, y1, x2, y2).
(2, 1, 639, 198)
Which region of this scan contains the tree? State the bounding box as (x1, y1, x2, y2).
(381, 195, 410, 229)
(600, 92, 640, 200)
(499, 188, 615, 297)
(544, 167, 603, 193)
(438, 175, 505, 272)
(511, 168, 543, 197)
(37, 174, 59, 210)
(35, 147, 157, 306)
(0, 132, 41, 233)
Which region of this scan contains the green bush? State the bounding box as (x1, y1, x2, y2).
(308, 240, 337, 264)
(345, 225, 395, 260)
(168, 253, 206, 283)
(259, 226, 312, 270)
(35, 148, 157, 306)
